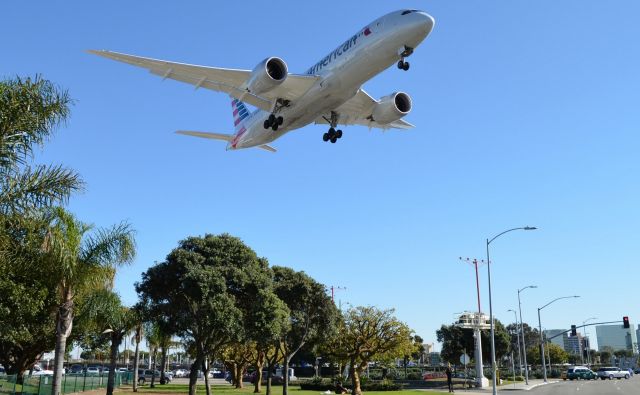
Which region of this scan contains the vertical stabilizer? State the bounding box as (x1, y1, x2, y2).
(231, 97, 250, 132)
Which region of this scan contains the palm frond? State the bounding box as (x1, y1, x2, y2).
(0, 164, 84, 214)
(0, 75, 72, 169)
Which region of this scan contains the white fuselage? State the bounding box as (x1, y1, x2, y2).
(229, 10, 434, 150)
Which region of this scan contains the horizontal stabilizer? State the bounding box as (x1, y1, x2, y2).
(176, 130, 232, 141)
(258, 144, 277, 153)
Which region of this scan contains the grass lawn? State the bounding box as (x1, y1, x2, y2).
(122, 384, 450, 395)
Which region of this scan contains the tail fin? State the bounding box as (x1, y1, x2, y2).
(231, 97, 250, 132)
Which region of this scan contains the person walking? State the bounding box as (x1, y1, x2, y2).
(446, 363, 454, 393)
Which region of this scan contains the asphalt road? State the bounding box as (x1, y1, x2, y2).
(530, 377, 639, 395)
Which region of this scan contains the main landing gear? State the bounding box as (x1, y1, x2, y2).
(322, 128, 343, 143)
(322, 111, 342, 143)
(263, 113, 283, 131)
(397, 45, 414, 71)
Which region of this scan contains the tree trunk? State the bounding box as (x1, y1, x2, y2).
(254, 351, 265, 393)
(203, 359, 211, 395)
(188, 353, 203, 395)
(283, 357, 291, 395)
(266, 368, 272, 395)
(349, 358, 362, 395)
(133, 326, 141, 392)
(234, 363, 244, 389)
(106, 332, 122, 395)
(160, 347, 167, 384)
(150, 348, 156, 388)
(51, 298, 73, 395)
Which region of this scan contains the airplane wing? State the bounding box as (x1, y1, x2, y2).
(88, 50, 319, 112)
(176, 131, 277, 153)
(314, 89, 415, 130)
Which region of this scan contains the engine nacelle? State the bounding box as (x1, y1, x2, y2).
(246, 57, 288, 95)
(371, 92, 412, 124)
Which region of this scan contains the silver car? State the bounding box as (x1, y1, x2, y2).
(597, 367, 630, 380)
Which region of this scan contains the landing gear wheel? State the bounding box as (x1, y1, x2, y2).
(277, 116, 283, 125)
(264, 120, 271, 129)
(272, 123, 279, 132)
(268, 114, 276, 123)
(397, 60, 404, 69)
(322, 133, 329, 142)
(336, 130, 343, 139)
(403, 62, 410, 71)
(330, 137, 337, 143)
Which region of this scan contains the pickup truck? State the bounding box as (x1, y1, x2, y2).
(597, 367, 630, 380)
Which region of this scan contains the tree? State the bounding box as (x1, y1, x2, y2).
(42, 208, 135, 395)
(0, 76, 83, 214)
(132, 316, 143, 392)
(272, 266, 338, 395)
(436, 320, 510, 365)
(326, 306, 413, 395)
(0, 76, 83, 380)
(137, 234, 265, 395)
(75, 289, 135, 395)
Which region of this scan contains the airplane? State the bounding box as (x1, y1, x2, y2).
(89, 9, 434, 152)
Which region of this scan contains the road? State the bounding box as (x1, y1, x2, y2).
(530, 377, 639, 395)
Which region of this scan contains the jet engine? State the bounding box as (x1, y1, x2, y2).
(246, 57, 288, 95)
(371, 92, 412, 124)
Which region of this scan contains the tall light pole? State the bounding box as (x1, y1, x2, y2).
(507, 309, 522, 378)
(581, 317, 597, 365)
(537, 296, 580, 382)
(486, 226, 536, 394)
(517, 285, 536, 385)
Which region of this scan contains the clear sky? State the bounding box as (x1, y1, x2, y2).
(4, 1, 640, 352)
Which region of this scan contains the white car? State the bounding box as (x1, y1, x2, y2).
(86, 366, 100, 375)
(173, 369, 188, 378)
(597, 367, 630, 380)
(31, 366, 54, 376)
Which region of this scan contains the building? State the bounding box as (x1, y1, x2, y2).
(566, 334, 583, 355)
(544, 329, 568, 350)
(428, 352, 441, 366)
(596, 323, 638, 352)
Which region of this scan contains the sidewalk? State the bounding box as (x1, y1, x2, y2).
(417, 379, 560, 393)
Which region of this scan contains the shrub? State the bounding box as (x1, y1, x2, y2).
(361, 378, 403, 391)
(406, 372, 422, 380)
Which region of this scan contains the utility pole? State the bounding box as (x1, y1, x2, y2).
(330, 285, 346, 309)
(459, 257, 489, 388)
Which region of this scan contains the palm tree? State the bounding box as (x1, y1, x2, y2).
(43, 207, 135, 395)
(0, 76, 83, 214)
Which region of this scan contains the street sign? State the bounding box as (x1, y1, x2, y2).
(460, 353, 470, 365)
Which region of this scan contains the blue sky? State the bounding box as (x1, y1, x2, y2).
(4, 1, 640, 351)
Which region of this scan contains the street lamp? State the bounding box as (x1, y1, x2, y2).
(507, 309, 522, 378)
(581, 317, 597, 365)
(537, 296, 580, 382)
(517, 285, 537, 384)
(486, 226, 536, 394)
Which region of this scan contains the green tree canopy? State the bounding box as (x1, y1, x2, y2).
(436, 319, 510, 364)
(136, 234, 267, 395)
(326, 306, 413, 395)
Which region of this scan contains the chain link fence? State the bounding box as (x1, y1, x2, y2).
(0, 372, 133, 395)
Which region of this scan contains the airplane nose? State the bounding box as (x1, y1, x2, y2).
(415, 11, 435, 37)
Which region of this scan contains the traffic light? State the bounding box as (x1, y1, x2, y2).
(623, 316, 630, 329)
(571, 325, 577, 336)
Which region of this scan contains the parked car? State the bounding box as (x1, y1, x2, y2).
(0, 365, 6, 374)
(597, 367, 630, 380)
(173, 369, 188, 378)
(86, 366, 100, 375)
(69, 364, 84, 374)
(138, 369, 172, 384)
(562, 366, 597, 380)
(31, 365, 54, 376)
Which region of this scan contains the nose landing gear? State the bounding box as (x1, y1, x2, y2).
(397, 45, 414, 71)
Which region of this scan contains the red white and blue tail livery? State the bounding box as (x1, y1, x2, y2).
(88, 10, 434, 152)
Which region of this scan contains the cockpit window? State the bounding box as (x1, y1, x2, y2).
(401, 10, 418, 15)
